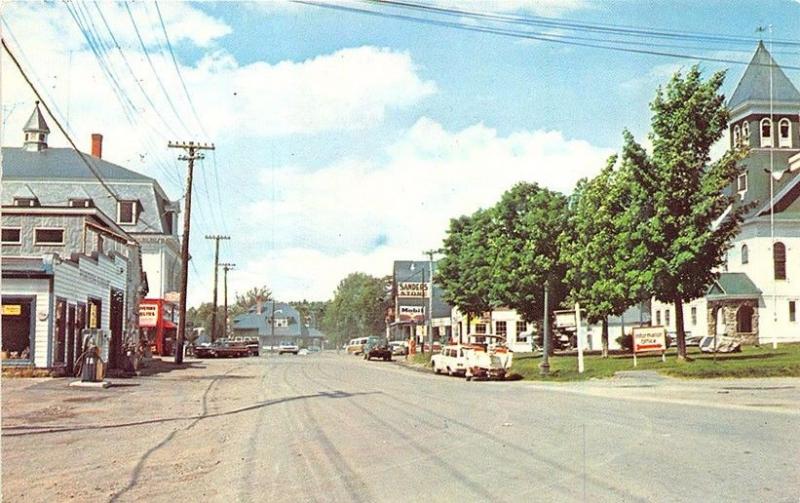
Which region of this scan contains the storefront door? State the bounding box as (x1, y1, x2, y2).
(54, 299, 67, 365)
(66, 305, 76, 375)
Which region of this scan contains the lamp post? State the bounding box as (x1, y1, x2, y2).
(539, 280, 551, 376)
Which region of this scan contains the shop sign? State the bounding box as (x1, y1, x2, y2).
(164, 291, 181, 303)
(139, 303, 159, 327)
(398, 305, 425, 322)
(397, 282, 428, 298)
(2, 304, 21, 316)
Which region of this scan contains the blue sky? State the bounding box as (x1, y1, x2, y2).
(3, 0, 800, 304)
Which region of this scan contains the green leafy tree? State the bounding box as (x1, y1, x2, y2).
(624, 66, 749, 359)
(560, 155, 644, 357)
(437, 209, 495, 333)
(323, 273, 389, 350)
(186, 302, 223, 341)
(490, 182, 569, 334)
(229, 285, 273, 319)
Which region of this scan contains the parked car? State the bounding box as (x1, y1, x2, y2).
(431, 345, 468, 376)
(278, 343, 299, 355)
(194, 340, 249, 358)
(364, 338, 392, 361)
(389, 340, 408, 356)
(346, 337, 370, 355)
(666, 331, 701, 347)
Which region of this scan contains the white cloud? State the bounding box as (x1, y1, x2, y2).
(235, 117, 613, 300)
(426, 0, 588, 15)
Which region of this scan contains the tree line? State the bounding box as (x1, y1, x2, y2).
(437, 66, 749, 360)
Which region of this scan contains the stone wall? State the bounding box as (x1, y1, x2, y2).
(706, 299, 759, 344)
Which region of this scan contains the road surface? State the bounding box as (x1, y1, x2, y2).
(2, 352, 798, 502)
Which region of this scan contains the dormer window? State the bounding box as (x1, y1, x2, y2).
(14, 197, 39, 207)
(779, 118, 791, 148)
(69, 198, 94, 208)
(733, 125, 741, 147)
(737, 172, 748, 193)
(742, 121, 750, 145)
(761, 118, 773, 148)
(117, 200, 139, 225)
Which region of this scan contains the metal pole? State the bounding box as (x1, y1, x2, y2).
(169, 141, 214, 365)
(539, 280, 551, 376)
(575, 302, 584, 373)
(420, 267, 426, 355)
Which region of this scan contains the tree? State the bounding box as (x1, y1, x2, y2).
(490, 182, 569, 330)
(230, 285, 273, 319)
(560, 155, 644, 357)
(323, 273, 389, 350)
(624, 66, 749, 360)
(437, 210, 496, 335)
(186, 302, 223, 340)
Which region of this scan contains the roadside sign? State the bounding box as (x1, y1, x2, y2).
(631, 326, 666, 366)
(398, 305, 425, 322)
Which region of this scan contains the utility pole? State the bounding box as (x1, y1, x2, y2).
(220, 263, 235, 340)
(423, 249, 438, 353)
(206, 234, 230, 342)
(169, 140, 215, 364)
(539, 280, 551, 376)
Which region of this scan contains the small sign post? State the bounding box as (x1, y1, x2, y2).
(575, 302, 584, 373)
(631, 326, 667, 367)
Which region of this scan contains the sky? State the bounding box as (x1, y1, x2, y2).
(2, 0, 800, 306)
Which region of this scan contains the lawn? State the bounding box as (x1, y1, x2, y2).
(510, 343, 800, 381)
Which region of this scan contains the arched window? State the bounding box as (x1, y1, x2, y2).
(737, 305, 754, 333)
(733, 125, 741, 147)
(741, 244, 749, 264)
(774, 242, 786, 280)
(761, 118, 773, 147)
(779, 118, 791, 148)
(742, 121, 750, 145)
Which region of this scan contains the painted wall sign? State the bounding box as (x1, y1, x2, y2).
(2, 305, 22, 316)
(397, 282, 428, 298)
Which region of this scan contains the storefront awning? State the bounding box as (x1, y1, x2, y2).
(163, 319, 177, 330)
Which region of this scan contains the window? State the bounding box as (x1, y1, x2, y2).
(790, 301, 796, 323)
(774, 242, 787, 280)
(475, 323, 486, 334)
(495, 321, 507, 336)
(69, 198, 93, 208)
(117, 200, 138, 224)
(34, 228, 64, 245)
(742, 121, 750, 144)
(13, 197, 38, 207)
(516, 321, 527, 334)
(690, 307, 697, 326)
(737, 172, 747, 192)
(736, 305, 754, 333)
(1, 228, 21, 244)
(655, 310, 661, 325)
(733, 125, 741, 147)
(665, 309, 671, 327)
(741, 244, 749, 264)
(779, 118, 791, 148)
(761, 118, 773, 147)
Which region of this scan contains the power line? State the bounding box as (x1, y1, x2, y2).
(293, 1, 800, 71)
(2, 38, 122, 202)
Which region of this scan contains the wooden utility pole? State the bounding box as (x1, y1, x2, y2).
(169, 141, 215, 364)
(206, 235, 230, 342)
(423, 249, 438, 351)
(220, 263, 235, 339)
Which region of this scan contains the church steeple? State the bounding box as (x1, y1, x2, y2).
(22, 101, 50, 152)
(728, 41, 800, 112)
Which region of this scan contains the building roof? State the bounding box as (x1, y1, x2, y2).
(1, 147, 151, 182)
(707, 273, 761, 300)
(233, 301, 311, 337)
(728, 42, 800, 111)
(23, 103, 50, 133)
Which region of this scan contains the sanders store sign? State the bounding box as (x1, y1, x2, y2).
(397, 282, 428, 298)
(398, 305, 425, 322)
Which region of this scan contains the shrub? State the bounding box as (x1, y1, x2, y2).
(616, 333, 633, 351)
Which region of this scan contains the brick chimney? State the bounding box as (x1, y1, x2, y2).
(91, 133, 103, 158)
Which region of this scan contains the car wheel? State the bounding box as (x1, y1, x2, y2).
(466, 375, 472, 382)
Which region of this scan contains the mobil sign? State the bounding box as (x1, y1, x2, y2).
(398, 305, 425, 323)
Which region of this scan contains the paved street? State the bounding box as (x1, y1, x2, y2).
(2, 353, 799, 502)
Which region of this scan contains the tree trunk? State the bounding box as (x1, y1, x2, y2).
(674, 296, 688, 360)
(601, 317, 609, 358)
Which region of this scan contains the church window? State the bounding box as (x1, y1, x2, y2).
(742, 121, 750, 144)
(741, 244, 749, 265)
(761, 118, 773, 147)
(774, 242, 786, 280)
(733, 125, 741, 147)
(779, 118, 791, 148)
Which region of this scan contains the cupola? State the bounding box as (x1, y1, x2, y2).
(22, 101, 50, 152)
